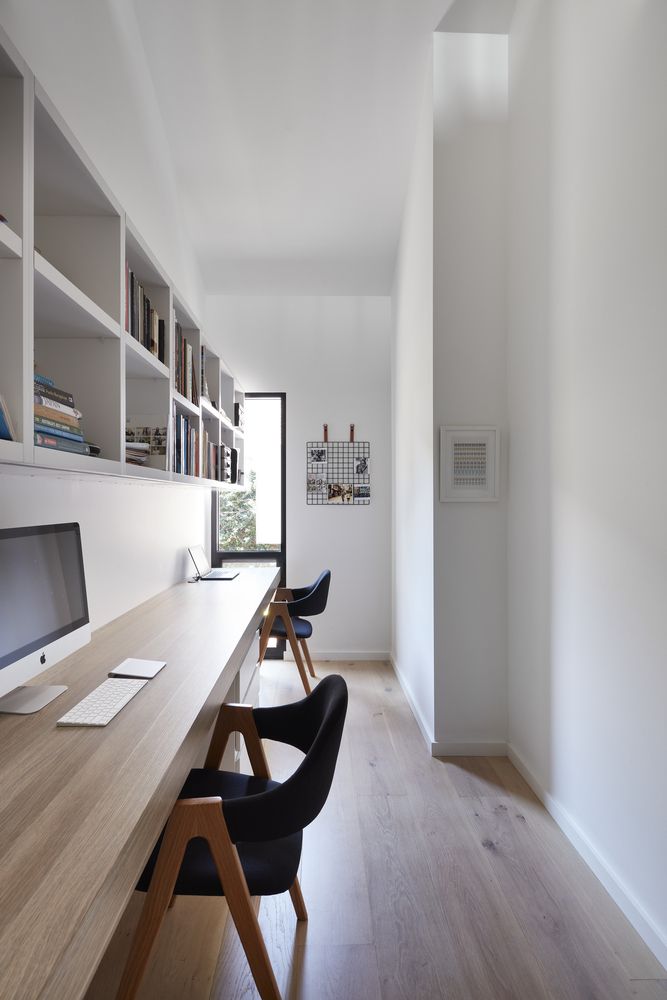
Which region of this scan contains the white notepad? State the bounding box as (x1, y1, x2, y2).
(109, 658, 166, 679)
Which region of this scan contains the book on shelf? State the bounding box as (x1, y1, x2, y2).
(34, 414, 82, 437)
(186, 343, 192, 402)
(34, 395, 82, 421)
(34, 403, 81, 430)
(174, 321, 199, 403)
(173, 409, 199, 477)
(200, 347, 210, 402)
(34, 421, 84, 443)
(34, 373, 55, 389)
(34, 432, 91, 456)
(0, 395, 16, 442)
(33, 378, 74, 408)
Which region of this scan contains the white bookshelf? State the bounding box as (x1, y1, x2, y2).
(0, 32, 26, 458)
(0, 25, 246, 490)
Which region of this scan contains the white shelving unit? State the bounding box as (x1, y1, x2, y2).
(0, 33, 27, 463)
(0, 25, 245, 490)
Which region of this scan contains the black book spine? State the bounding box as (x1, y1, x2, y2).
(130, 271, 136, 339)
(158, 319, 165, 364)
(33, 382, 75, 407)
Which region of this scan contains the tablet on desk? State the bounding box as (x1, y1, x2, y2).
(109, 658, 166, 679)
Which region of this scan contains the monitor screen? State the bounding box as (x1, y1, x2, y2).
(0, 523, 89, 671)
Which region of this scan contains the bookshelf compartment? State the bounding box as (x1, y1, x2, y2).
(0, 55, 24, 239)
(0, 258, 23, 446)
(173, 295, 201, 407)
(126, 377, 170, 473)
(219, 369, 235, 428)
(172, 404, 201, 478)
(34, 253, 120, 339)
(125, 225, 170, 369)
(34, 338, 122, 463)
(34, 95, 121, 321)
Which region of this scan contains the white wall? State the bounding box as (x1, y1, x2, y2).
(390, 54, 435, 742)
(205, 295, 391, 660)
(0, 468, 209, 630)
(0, 0, 203, 313)
(509, 0, 667, 966)
(432, 32, 508, 753)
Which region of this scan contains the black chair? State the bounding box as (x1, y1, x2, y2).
(116, 673, 348, 1000)
(258, 570, 331, 694)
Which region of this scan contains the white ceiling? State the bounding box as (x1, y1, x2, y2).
(133, 0, 454, 296)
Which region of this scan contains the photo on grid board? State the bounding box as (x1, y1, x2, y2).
(308, 447, 327, 465)
(328, 483, 353, 504)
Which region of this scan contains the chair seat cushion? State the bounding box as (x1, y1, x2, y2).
(271, 615, 313, 640)
(136, 768, 303, 898)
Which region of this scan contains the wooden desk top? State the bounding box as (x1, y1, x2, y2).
(0, 566, 279, 1000)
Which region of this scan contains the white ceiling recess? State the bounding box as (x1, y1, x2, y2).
(133, 0, 455, 295)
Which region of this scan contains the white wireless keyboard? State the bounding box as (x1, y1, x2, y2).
(56, 677, 148, 727)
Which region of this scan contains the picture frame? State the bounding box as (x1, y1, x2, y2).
(440, 426, 499, 502)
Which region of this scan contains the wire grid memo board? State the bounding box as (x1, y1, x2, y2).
(306, 440, 371, 505)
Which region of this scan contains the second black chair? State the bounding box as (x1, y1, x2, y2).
(258, 569, 331, 694)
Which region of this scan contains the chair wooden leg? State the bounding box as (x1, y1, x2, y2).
(204, 809, 282, 1000)
(281, 613, 311, 695)
(289, 877, 308, 922)
(300, 639, 316, 679)
(258, 605, 277, 666)
(116, 803, 197, 1000)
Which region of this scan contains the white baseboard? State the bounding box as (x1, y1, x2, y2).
(508, 743, 667, 971)
(432, 739, 508, 757)
(284, 650, 390, 662)
(388, 655, 434, 748)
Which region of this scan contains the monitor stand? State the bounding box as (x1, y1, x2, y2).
(0, 685, 68, 714)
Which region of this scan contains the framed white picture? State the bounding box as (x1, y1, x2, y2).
(440, 426, 499, 502)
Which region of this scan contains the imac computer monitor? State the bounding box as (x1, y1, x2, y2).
(0, 523, 91, 714)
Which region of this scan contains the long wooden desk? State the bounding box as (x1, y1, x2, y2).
(0, 565, 279, 1000)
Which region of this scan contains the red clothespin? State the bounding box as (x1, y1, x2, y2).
(349, 424, 355, 443)
(323, 424, 328, 443)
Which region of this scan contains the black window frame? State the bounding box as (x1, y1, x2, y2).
(210, 392, 287, 655)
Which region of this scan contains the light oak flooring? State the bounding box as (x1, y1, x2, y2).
(87, 660, 667, 1000)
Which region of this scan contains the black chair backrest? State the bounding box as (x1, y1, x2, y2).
(287, 569, 331, 618)
(222, 674, 347, 844)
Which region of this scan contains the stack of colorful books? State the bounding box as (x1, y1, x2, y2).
(33, 374, 90, 456)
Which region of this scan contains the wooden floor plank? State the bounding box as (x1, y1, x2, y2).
(488, 756, 667, 982)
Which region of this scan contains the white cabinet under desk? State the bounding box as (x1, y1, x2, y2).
(0, 564, 278, 1000)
